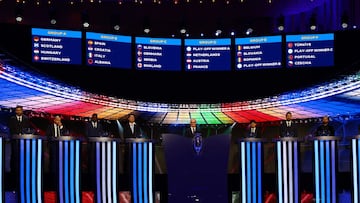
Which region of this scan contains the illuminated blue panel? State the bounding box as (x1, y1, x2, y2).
(96, 142, 101, 203)
(288, 142, 293, 203)
(75, 140, 80, 203)
(355, 140, 360, 203)
(0, 138, 2, 203)
(69, 141, 75, 203)
(257, 142, 262, 203)
(358, 140, 360, 203)
(246, 142, 251, 203)
(277, 141, 283, 203)
(59, 141, 64, 203)
(314, 140, 320, 203)
(138, 144, 143, 203)
(107, 142, 112, 202)
(20, 140, 25, 203)
(282, 142, 288, 203)
(352, 139, 358, 203)
(241, 142, 246, 203)
(25, 140, 30, 203)
(235, 35, 282, 70)
(320, 141, 325, 203)
(112, 141, 117, 203)
(31, 28, 82, 65)
(285, 33, 334, 68)
(148, 142, 153, 203)
(133, 143, 138, 203)
(101, 142, 106, 202)
(325, 142, 330, 203)
(64, 141, 69, 203)
(135, 37, 182, 71)
(331, 141, 336, 202)
(37, 139, 42, 202)
(86, 32, 132, 69)
(184, 38, 232, 71)
(252, 142, 256, 203)
(144, 143, 148, 203)
(31, 139, 36, 203)
(294, 142, 299, 203)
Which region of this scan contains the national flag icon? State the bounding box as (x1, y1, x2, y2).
(33, 43, 39, 48)
(288, 55, 293, 60)
(137, 44, 142, 50)
(88, 40, 94, 45)
(237, 45, 242, 51)
(137, 63, 142, 68)
(88, 59, 93, 64)
(186, 53, 192, 57)
(287, 43, 293, 48)
(33, 55, 39, 61)
(187, 64, 192, 69)
(237, 57, 242, 63)
(288, 61, 293, 67)
(33, 36, 39, 42)
(88, 52, 93, 58)
(137, 51, 142, 56)
(88, 47, 93, 51)
(33, 49, 39, 54)
(237, 52, 242, 57)
(186, 58, 192, 63)
(137, 57, 142, 62)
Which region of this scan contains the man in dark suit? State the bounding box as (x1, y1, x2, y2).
(45, 115, 68, 138)
(279, 111, 298, 137)
(8, 105, 32, 187)
(8, 105, 32, 135)
(122, 113, 144, 178)
(184, 118, 202, 138)
(85, 113, 104, 137)
(315, 115, 335, 136)
(45, 115, 68, 178)
(245, 120, 261, 138)
(122, 113, 143, 139)
(85, 113, 104, 177)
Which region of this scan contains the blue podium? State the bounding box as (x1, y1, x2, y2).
(274, 137, 303, 203)
(12, 134, 45, 203)
(350, 134, 360, 203)
(51, 136, 82, 203)
(88, 136, 121, 203)
(0, 133, 6, 203)
(238, 137, 267, 203)
(125, 138, 155, 203)
(310, 136, 341, 203)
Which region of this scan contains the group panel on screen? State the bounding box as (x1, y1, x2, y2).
(86, 32, 132, 69)
(235, 35, 282, 70)
(184, 38, 232, 71)
(286, 33, 334, 68)
(135, 37, 182, 71)
(30, 27, 337, 70)
(31, 28, 82, 65)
